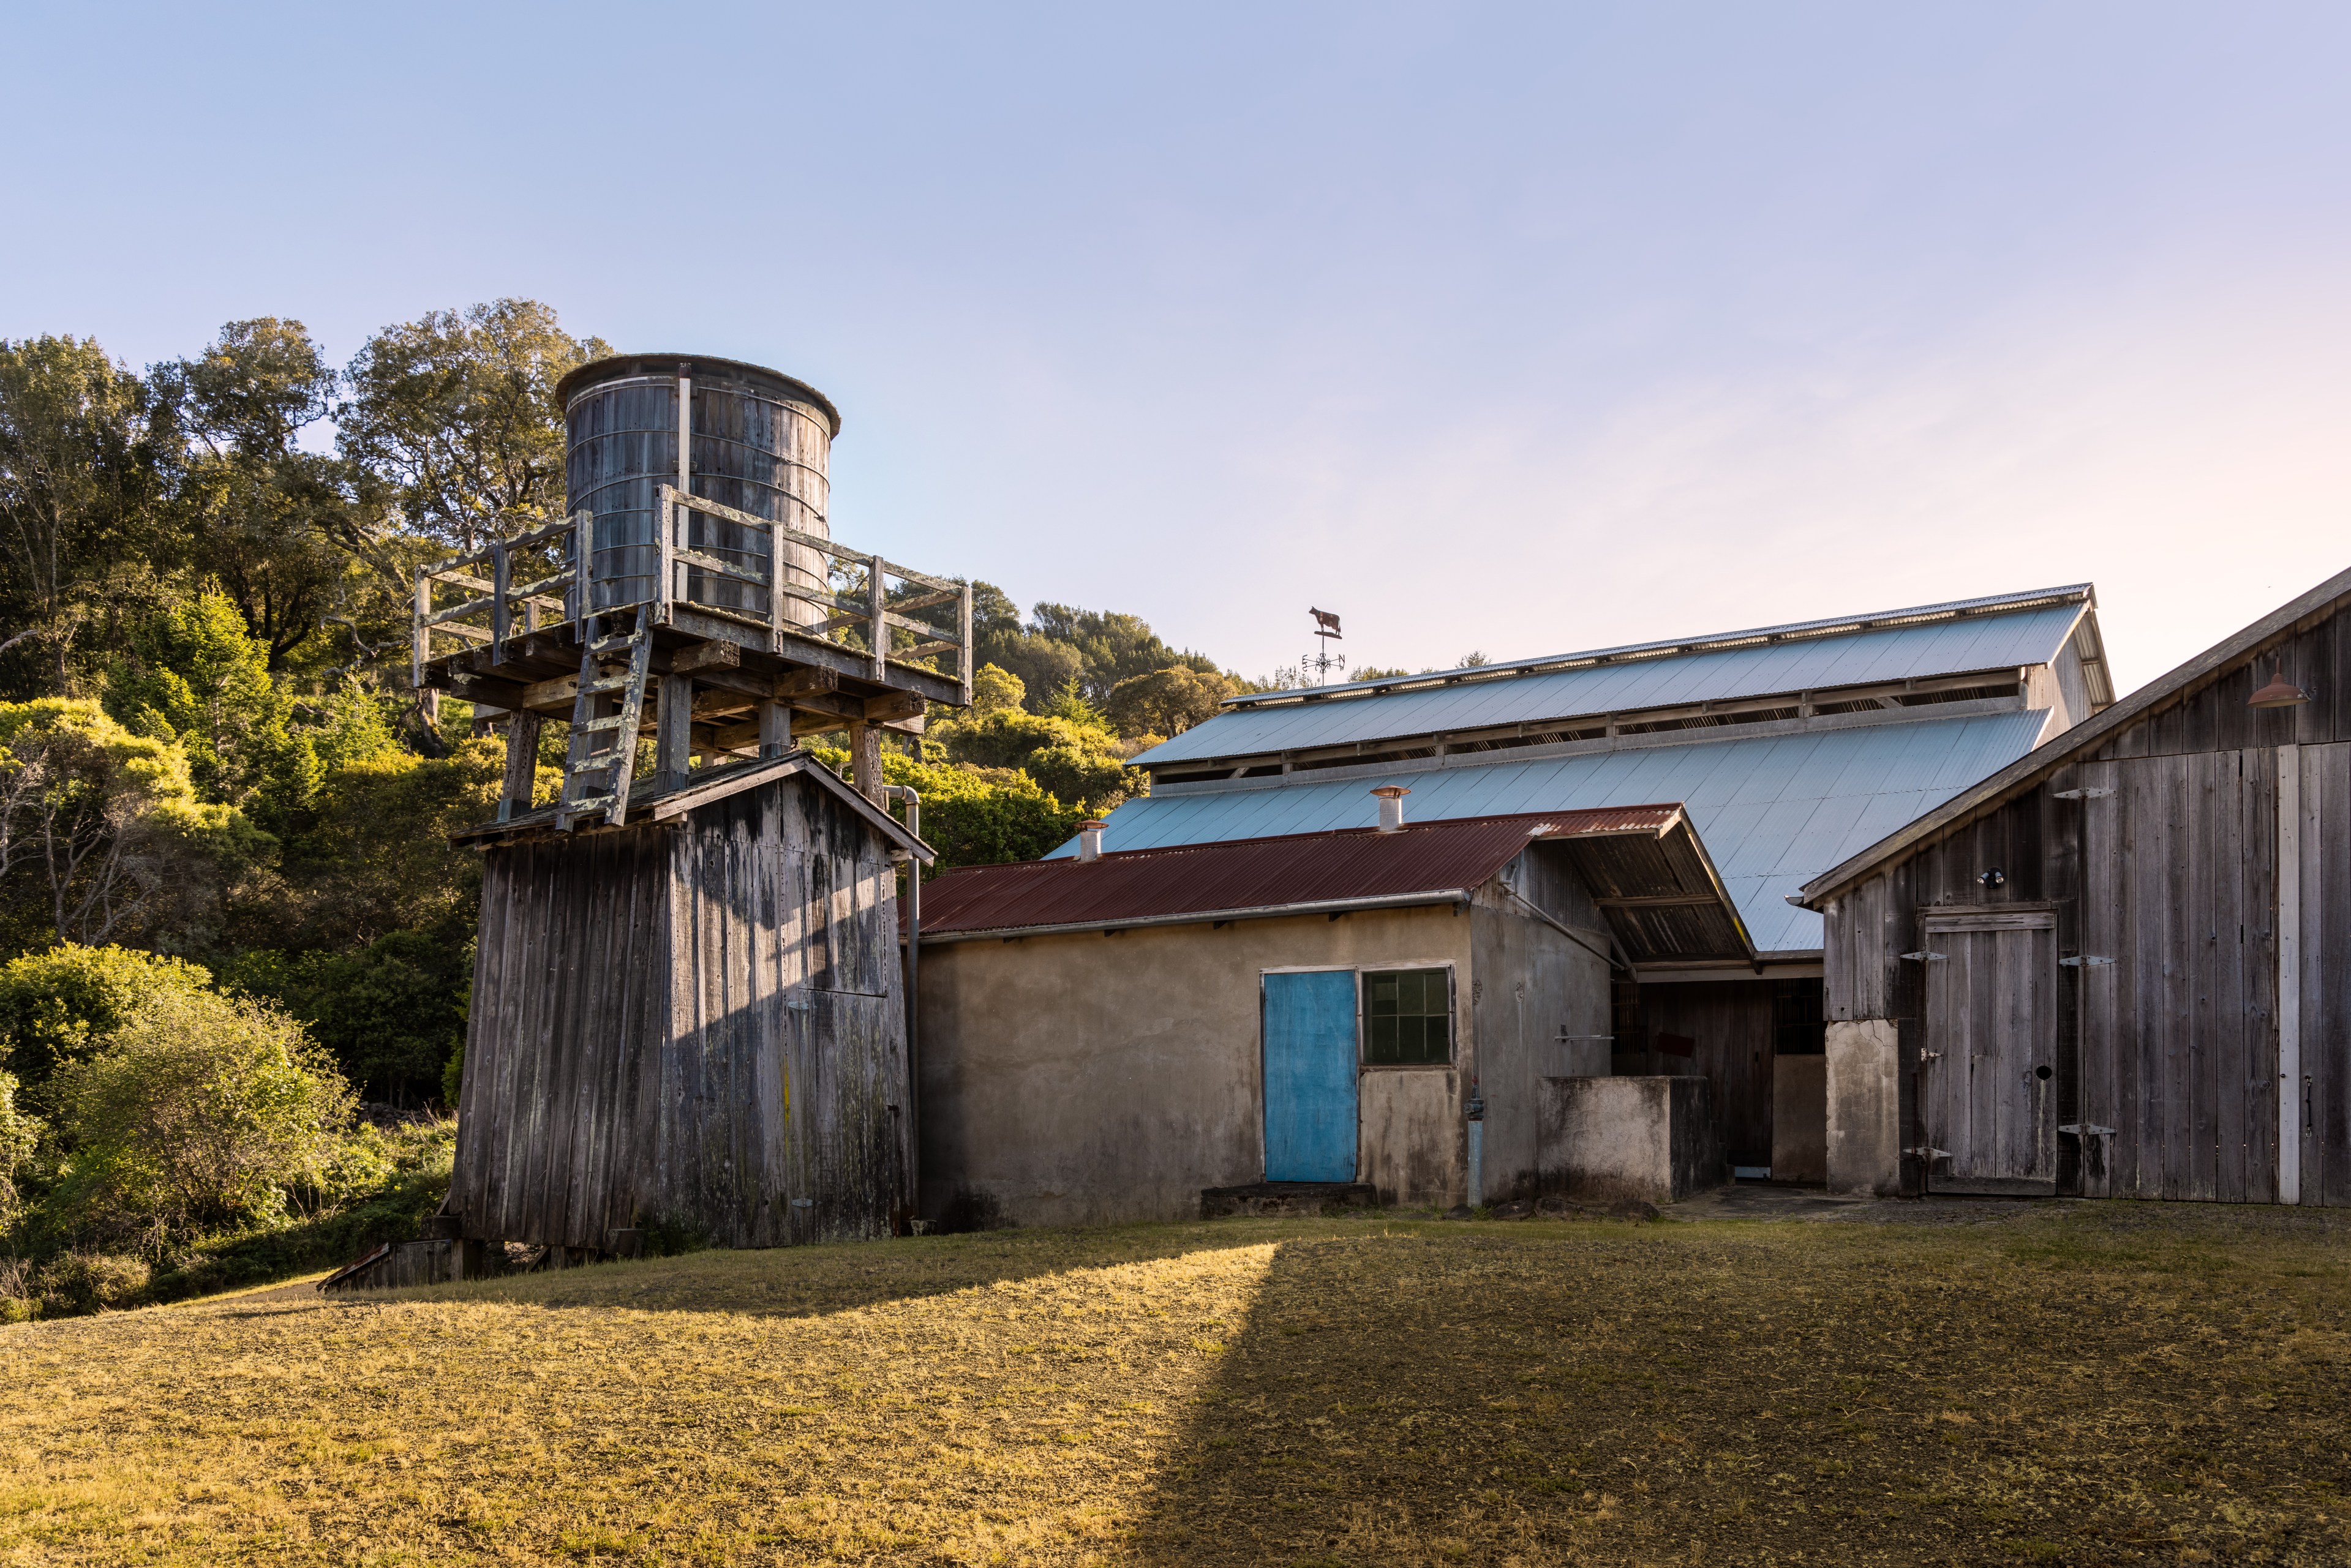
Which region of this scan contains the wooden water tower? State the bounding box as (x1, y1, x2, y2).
(412, 356, 967, 1256)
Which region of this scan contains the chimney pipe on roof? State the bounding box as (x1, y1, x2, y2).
(1076, 819, 1107, 862)
(1371, 786, 1410, 833)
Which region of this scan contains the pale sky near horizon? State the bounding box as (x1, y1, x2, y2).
(4, 3, 2347, 695)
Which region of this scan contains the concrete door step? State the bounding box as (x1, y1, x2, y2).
(1201, 1182, 1379, 1219)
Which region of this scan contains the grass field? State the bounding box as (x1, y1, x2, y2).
(3, 1201, 2349, 1566)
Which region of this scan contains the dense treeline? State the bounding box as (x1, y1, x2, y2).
(0, 299, 1249, 1314)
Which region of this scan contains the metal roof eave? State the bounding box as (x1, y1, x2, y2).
(916, 887, 1476, 945)
(1794, 561, 2351, 909)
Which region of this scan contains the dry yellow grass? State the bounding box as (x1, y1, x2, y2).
(1, 1203, 2348, 1566)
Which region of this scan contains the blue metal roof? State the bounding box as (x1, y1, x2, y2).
(1135, 598, 2086, 768)
(1064, 708, 2055, 956)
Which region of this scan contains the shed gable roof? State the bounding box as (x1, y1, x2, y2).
(917, 806, 1754, 965)
(1796, 561, 2351, 907)
(453, 751, 933, 860)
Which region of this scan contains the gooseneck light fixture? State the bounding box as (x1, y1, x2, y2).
(2250, 658, 2311, 710)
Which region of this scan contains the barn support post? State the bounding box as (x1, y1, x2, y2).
(656, 673, 694, 790)
(500, 711, 543, 822)
(848, 722, 886, 806)
(2279, 743, 2303, 1204)
(758, 699, 793, 759)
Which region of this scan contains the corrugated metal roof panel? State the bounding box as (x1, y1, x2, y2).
(1071, 708, 2052, 954)
(1135, 600, 2082, 768)
(919, 806, 1683, 938)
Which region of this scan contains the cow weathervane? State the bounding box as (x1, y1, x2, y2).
(1303, 607, 1347, 687)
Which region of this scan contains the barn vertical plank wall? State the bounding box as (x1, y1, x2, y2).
(2279, 744, 2301, 1204)
(1816, 574, 2351, 1206)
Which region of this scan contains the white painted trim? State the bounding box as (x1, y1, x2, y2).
(2279, 743, 2303, 1206)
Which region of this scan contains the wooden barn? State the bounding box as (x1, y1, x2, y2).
(402, 354, 963, 1262)
(1795, 563, 2351, 1204)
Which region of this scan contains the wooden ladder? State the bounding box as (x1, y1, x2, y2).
(555, 610, 654, 831)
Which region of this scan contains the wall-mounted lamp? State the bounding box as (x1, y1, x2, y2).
(2250, 659, 2311, 710)
(1979, 868, 2006, 889)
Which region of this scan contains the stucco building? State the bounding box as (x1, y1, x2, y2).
(914, 803, 1750, 1226)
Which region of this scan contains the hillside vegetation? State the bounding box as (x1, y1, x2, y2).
(2, 1204, 2347, 1565)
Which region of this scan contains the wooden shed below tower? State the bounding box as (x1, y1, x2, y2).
(445, 753, 933, 1255)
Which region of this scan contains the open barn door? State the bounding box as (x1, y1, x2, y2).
(1920, 910, 2058, 1196)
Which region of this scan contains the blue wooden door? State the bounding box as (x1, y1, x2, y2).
(1262, 970, 1360, 1182)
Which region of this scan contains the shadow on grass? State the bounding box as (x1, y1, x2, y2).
(340, 1217, 1293, 1322)
(1123, 1209, 2351, 1567)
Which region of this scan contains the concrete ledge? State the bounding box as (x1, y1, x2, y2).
(1202, 1182, 1380, 1219)
(1539, 1075, 1726, 1204)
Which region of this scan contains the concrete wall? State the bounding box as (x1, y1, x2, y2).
(1469, 844, 1614, 1204)
(1772, 1053, 1827, 1184)
(917, 904, 1474, 1228)
(1826, 1019, 1901, 1196)
(916, 846, 1617, 1228)
(1538, 1075, 1725, 1204)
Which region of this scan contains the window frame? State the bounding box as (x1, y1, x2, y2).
(1356, 962, 1458, 1070)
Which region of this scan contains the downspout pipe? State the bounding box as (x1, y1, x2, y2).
(882, 784, 922, 1228)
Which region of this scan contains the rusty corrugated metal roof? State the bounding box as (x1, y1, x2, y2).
(917, 806, 1684, 940)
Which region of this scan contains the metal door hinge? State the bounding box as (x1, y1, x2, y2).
(1900, 950, 1948, 962)
(2059, 1123, 2116, 1137)
(1906, 1146, 1950, 1161)
(2059, 955, 2117, 968)
(2053, 787, 2114, 800)
(1919, 1050, 1943, 1062)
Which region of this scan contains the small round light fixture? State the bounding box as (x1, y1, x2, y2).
(2250, 659, 2311, 710)
(1979, 868, 2006, 889)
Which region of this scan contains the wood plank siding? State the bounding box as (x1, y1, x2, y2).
(450, 772, 910, 1250)
(1819, 589, 2351, 1202)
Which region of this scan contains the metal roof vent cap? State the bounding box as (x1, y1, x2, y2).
(1076, 820, 1107, 863)
(1371, 786, 1410, 833)
(2250, 659, 2312, 709)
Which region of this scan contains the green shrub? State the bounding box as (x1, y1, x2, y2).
(1021, 742, 1141, 812)
(810, 746, 1091, 871)
(0, 1071, 42, 1228)
(222, 924, 471, 1105)
(0, 943, 214, 1092)
(45, 987, 359, 1253)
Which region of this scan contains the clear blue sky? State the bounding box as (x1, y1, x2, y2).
(6, 2, 2347, 693)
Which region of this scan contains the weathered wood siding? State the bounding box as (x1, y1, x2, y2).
(1819, 597, 2351, 1202)
(2293, 742, 2351, 1203)
(451, 773, 908, 1250)
(664, 782, 908, 1247)
(1640, 981, 1777, 1168)
(453, 830, 671, 1251)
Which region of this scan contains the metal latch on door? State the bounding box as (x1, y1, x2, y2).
(2058, 1123, 2117, 1138)
(1900, 951, 1948, 962)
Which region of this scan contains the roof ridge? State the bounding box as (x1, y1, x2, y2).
(1796, 560, 2351, 905)
(1224, 583, 2094, 711)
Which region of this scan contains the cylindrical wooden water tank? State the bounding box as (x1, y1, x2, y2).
(557, 354, 840, 629)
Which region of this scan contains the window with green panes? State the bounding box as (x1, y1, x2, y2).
(1362, 967, 1452, 1065)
